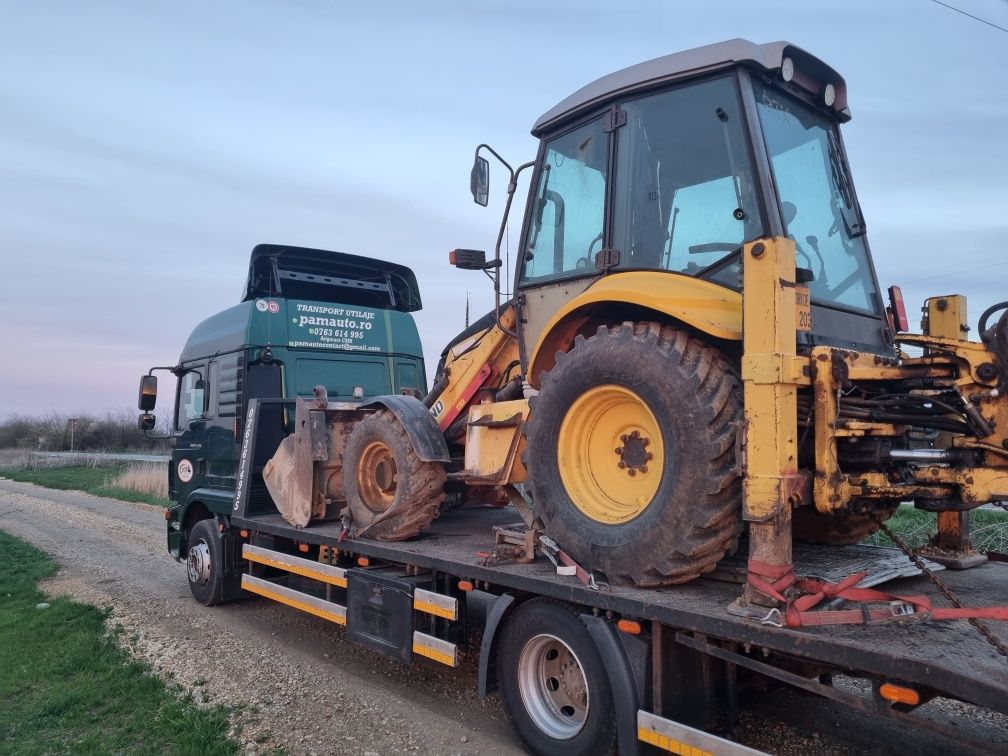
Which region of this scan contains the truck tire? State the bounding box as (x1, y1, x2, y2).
(187, 518, 228, 606)
(497, 599, 616, 756)
(343, 410, 446, 541)
(792, 501, 899, 545)
(525, 322, 742, 587)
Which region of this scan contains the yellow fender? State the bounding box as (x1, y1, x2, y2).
(528, 271, 742, 382)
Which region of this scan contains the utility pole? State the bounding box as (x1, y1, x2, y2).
(67, 418, 77, 452)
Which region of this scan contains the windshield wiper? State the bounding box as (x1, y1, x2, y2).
(827, 130, 866, 238)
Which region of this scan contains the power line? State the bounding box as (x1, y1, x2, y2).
(928, 0, 1008, 34)
(905, 259, 1008, 284)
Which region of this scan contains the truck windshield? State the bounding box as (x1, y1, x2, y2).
(753, 81, 877, 314)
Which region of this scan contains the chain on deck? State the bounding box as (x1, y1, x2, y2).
(872, 513, 1008, 661)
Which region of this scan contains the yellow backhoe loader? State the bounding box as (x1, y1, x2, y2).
(265, 39, 1008, 600)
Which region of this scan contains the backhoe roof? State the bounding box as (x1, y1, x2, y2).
(532, 38, 848, 137)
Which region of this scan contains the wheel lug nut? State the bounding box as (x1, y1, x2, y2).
(615, 447, 623, 455)
(620, 434, 628, 443)
(646, 452, 653, 461)
(640, 465, 648, 474)
(641, 438, 649, 447)
(618, 461, 627, 469)
(628, 469, 636, 477)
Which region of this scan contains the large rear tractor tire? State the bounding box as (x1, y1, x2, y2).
(792, 501, 899, 545)
(524, 322, 742, 587)
(343, 410, 446, 541)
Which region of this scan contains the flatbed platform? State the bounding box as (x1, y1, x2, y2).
(234, 503, 1008, 715)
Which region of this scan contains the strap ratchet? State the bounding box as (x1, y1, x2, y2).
(539, 535, 599, 590)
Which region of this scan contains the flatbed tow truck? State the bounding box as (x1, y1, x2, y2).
(146, 39, 1008, 755)
(224, 396, 1008, 755)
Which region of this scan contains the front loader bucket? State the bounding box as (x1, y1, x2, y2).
(261, 389, 360, 528)
(263, 432, 314, 527)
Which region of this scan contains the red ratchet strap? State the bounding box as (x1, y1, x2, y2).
(747, 559, 1008, 628)
(746, 559, 796, 603)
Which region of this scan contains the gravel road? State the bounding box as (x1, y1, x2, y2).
(1, 477, 1005, 755)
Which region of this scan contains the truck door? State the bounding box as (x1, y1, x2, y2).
(170, 364, 208, 506)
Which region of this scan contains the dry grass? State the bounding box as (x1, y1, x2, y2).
(0, 458, 171, 508)
(106, 464, 168, 500)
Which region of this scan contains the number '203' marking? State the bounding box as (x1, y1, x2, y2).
(795, 285, 812, 332)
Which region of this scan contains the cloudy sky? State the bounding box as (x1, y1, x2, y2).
(1, 0, 1006, 416)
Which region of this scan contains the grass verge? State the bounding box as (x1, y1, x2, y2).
(0, 529, 236, 754)
(863, 504, 1008, 552)
(0, 464, 171, 508)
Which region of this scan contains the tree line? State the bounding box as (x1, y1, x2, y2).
(0, 410, 172, 452)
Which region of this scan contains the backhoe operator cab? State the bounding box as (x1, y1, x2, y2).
(448, 39, 900, 586)
(470, 39, 888, 374)
(137, 244, 426, 559)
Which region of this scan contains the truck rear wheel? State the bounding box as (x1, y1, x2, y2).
(525, 322, 742, 587)
(343, 410, 446, 540)
(497, 599, 616, 756)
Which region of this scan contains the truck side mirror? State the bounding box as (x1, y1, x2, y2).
(138, 375, 158, 411)
(138, 413, 156, 432)
(470, 155, 489, 206)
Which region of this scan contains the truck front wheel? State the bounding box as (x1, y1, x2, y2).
(497, 599, 616, 756)
(186, 518, 227, 606)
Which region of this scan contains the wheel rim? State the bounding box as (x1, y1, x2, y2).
(558, 384, 665, 524)
(356, 440, 398, 513)
(187, 538, 212, 587)
(517, 633, 589, 740)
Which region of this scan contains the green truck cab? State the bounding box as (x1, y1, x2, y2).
(138, 244, 427, 559)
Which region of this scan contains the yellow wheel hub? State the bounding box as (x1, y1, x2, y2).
(558, 384, 664, 525)
(356, 440, 398, 513)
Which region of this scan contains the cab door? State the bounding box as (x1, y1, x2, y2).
(516, 115, 609, 362)
(170, 364, 208, 507)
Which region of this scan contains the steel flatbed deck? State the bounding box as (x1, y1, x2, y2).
(233, 503, 1008, 718)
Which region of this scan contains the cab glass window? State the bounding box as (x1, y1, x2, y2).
(520, 118, 608, 283)
(753, 81, 877, 313)
(611, 76, 763, 286)
(175, 369, 205, 431)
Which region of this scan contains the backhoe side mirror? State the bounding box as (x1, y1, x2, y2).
(138, 413, 156, 432)
(449, 249, 488, 270)
(138, 375, 158, 411)
(470, 155, 489, 206)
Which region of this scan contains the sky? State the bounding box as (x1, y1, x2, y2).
(1, 0, 1006, 417)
